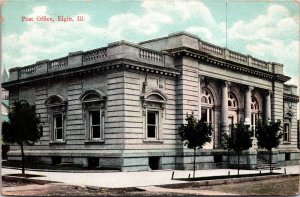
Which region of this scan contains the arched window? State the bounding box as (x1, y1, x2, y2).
(201, 89, 214, 123)
(283, 112, 293, 142)
(251, 96, 260, 131)
(80, 89, 106, 142)
(228, 92, 238, 136)
(228, 92, 238, 109)
(44, 95, 67, 143)
(141, 89, 167, 141)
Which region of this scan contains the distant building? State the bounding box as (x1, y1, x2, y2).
(2, 32, 299, 171)
(1, 68, 9, 159)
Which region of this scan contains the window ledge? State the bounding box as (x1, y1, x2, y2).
(143, 139, 164, 144)
(49, 141, 66, 145)
(85, 139, 105, 144)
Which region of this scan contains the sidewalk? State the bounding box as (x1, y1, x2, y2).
(2, 165, 299, 188)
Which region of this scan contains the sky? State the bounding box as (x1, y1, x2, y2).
(2, 0, 299, 89)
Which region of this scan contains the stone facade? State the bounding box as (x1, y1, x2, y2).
(3, 32, 299, 171)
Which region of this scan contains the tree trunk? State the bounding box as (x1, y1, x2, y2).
(237, 151, 240, 176)
(193, 148, 196, 178)
(20, 142, 25, 175)
(269, 149, 272, 174)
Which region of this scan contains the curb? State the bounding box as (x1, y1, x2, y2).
(84, 174, 297, 191)
(85, 185, 146, 192)
(162, 174, 297, 188)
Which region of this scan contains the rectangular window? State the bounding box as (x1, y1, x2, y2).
(54, 114, 63, 141)
(201, 109, 207, 122)
(201, 108, 213, 123)
(147, 111, 158, 138)
(283, 123, 290, 142)
(90, 111, 101, 139)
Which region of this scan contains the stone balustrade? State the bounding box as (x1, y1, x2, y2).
(251, 57, 268, 69)
(8, 38, 280, 82)
(228, 50, 247, 64)
(48, 57, 68, 70)
(84, 48, 107, 62)
(20, 65, 36, 76)
(8, 42, 173, 82)
(201, 41, 224, 56)
(199, 40, 269, 71)
(140, 49, 162, 61)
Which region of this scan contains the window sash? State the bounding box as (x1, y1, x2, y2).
(54, 114, 63, 141)
(147, 111, 158, 139)
(201, 108, 213, 123)
(89, 111, 102, 139)
(283, 123, 290, 142)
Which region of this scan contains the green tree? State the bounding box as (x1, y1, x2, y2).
(226, 120, 253, 176)
(178, 113, 212, 178)
(2, 101, 42, 175)
(255, 119, 282, 173)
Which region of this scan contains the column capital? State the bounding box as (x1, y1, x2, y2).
(265, 89, 272, 95)
(242, 85, 253, 93)
(199, 75, 206, 83)
(248, 86, 254, 91)
(222, 80, 231, 87)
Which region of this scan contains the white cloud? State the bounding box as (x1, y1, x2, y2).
(141, 0, 225, 39)
(228, 4, 298, 42)
(246, 40, 299, 61)
(142, 0, 218, 27)
(3, 1, 299, 90)
(3, 3, 175, 68)
(185, 26, 213, 40)
(227, 4, 299, 86)
(107, 12, 172, 39)
(143, 0, 226, 44)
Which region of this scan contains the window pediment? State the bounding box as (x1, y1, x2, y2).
(80, 89, 107, 111)
(80, 89, 107, 103)
(284, 111, 293, 118)
(44, 95, 67, 108)
(141, 89, 168, 104)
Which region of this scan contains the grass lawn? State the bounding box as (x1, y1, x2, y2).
(200, 175, 299, 196)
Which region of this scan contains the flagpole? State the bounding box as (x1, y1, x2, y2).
(226, 2, 228, 49)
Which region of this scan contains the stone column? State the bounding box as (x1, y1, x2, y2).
(245, 86, 257, 148)
(221, 81, 229, 147)
(244, 86, 253, 125)
(265, 90, 271, 122)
